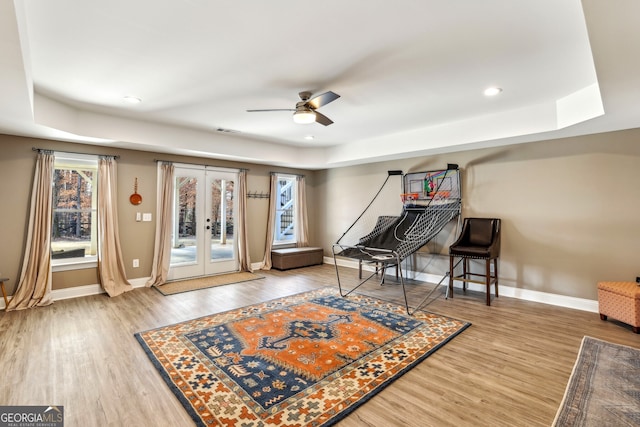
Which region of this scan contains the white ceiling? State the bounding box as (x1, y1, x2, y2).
(1, 0, 639, 169)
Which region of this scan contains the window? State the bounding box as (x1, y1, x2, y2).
(51, 153, 98, 267)
(273, 175, 296, 245)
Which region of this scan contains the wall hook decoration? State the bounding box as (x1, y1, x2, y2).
(129, 177, 142, 205)
(248, 190, 270, 199)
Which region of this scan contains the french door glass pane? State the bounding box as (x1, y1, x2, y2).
(210, 179, 234, 262)
(171, 176, 197, 265)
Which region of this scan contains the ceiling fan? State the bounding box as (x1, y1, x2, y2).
(247, 91, 340, 126)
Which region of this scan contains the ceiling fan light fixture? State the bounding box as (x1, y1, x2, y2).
(247, 90, 338, 126)
(293, 109, 316, 124)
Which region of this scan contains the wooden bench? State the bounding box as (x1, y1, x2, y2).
(271, 247, 324, 270)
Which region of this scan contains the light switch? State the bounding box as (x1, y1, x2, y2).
(142, 213, 152, 222)
(136, 212, 142, 222)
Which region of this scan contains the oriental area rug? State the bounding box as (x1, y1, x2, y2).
(552, 336, 640, 426)
(156, 271, 263, 296)
(135, 287, 470, 426)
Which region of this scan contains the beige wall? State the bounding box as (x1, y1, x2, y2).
(1, 128, 638, 302)
(0, 134, 314, 294)
(316, 129, 640, 301)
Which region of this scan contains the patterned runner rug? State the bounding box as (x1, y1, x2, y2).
(553, 336, 640, 426)
(156, 271, 263, 295)
(135, 287, 470, 426)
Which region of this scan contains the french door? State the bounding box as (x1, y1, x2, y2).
(167, 165, 238, 280)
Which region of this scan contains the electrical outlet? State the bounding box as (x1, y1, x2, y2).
(133, 259, 139, 268)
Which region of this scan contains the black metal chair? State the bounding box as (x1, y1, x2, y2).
(448, 218, 501, 305)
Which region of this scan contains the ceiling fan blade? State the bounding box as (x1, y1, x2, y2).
(314, 111, 334, 126)
(246, 109, 295, 112)
(307, 91, 340, 109)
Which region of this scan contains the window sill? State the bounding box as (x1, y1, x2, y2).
(52, 257, 98, 273)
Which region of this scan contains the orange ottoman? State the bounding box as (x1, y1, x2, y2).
(598, 281, 640, 333)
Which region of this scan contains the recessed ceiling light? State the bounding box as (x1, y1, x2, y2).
(483, 87, 503, 97)
(304, 135, 314, 140)
(123, 96, 142, 104)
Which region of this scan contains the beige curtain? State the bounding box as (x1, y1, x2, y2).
(295, 175, 309, 247)
(237, 169, 252, 272)
(146, 162, 175, 286)
(7, 151, 54, 311)
(261, 173, 278, 270)
(97, 156, 133, 297)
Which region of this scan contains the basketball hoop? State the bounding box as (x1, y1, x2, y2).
(400, 193, 419, 203)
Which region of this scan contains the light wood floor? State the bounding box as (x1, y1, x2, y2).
(1, 264, 638, 427)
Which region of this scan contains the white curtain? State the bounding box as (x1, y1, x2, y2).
(260, 173, 278, 270)
(146, 162, 175, 287)
(7, 151, 54, 310)
(295, 175, 309, 247)
(97, 156, 133, 297)
(237, 170, 252, 271)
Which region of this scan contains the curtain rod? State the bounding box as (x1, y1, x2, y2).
(154, 159, 248, 172)
(270, 171, 305, 178)
(32, 147, 120, 159)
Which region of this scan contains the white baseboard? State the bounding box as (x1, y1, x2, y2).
(324, 256, 599, 313)
(0, 277, 151, 310)
(51, 284, 105, 301)
(2, 261, 598, 315)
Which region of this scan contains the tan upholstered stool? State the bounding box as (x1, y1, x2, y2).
(597, 281, 640, 333)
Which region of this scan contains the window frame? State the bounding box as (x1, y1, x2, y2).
(272, 174, 297, 247)
(51, 153, 99, 272)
